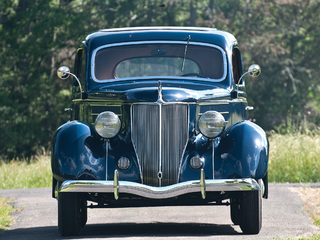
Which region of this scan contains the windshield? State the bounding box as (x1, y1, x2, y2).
(115, 57, 200, 78)
(92, 42, 226, 82)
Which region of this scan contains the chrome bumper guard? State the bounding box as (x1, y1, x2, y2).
(60, 170, 260, 200)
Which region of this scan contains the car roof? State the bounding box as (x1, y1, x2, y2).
(99, 26, 217, 33)
(85, 27, 238, 51)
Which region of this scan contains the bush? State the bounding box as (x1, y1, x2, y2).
(268, 133, 320, 183)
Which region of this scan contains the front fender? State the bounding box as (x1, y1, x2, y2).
(51, 121, 106, 181)
(215, 120, 269, 179)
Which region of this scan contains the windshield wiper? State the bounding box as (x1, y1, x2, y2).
(181, 35, 191, 72)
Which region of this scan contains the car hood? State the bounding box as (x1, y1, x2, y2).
(89, 80, 232, 102)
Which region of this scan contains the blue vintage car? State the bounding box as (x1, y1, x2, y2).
(52, 27, 268, 236)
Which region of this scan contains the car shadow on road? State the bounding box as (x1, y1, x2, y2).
(0, 226, 58, 240)
(0, 222, 240, 239)
(81, 222, 240, 237)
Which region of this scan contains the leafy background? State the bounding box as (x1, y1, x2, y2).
(0, 0, 319, 159)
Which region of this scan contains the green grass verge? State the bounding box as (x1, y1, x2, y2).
(0, 155, 51, 189)
(0, 198, 14, 231)
(268, 133, 320, 183)
(0, 156, 51, 231)
(268, 134, 320, 240)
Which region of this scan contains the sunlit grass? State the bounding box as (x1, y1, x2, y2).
(268, 133, 320, 183)
(0, 198, 14, 231)
(0, 155, 51, 189)
(268, 134, 320, 240)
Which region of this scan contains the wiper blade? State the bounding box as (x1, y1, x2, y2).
(181, 35, 191, 72)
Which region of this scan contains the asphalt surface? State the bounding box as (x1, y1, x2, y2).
(0, 184, 319, 240)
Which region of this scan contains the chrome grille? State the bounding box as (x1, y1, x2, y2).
(131, 103, 188, 187)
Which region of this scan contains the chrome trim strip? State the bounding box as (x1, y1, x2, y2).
(114, 170, 119, 200)
(198, 101, 229, 106)
(211, 139, 215, 180)
(59, 178, 261, 199)
(89, 103, 122, 106)
(91, 41, 227, 83)
(105, 140, 109, 180)
(200, 169, 206, 199)
(158, 103, 162, 187)
(156, 82, 164, 186)
(157, 82, 164, 186)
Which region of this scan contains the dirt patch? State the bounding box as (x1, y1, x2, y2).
(292, 187, 320, 226)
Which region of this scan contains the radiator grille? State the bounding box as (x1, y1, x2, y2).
(131, 103, 188, 187)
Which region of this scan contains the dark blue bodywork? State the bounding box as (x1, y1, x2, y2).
(52, 27, 268, 199)
(52, 117, 268, 185)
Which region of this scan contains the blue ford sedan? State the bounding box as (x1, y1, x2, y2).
(52, 27, 268, 236)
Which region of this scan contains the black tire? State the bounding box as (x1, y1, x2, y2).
(58, 191, 87, 236)
(80, 198, 88, 228)
(230, 197, 241, 225)
(239, 190, 262, 234)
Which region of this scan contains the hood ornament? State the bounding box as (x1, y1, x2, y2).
(157, 81, 165, 103)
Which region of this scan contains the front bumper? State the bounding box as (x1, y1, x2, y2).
(59, 169, 261, 200)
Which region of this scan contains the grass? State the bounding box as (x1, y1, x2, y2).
(0, 155, 51, 189)
(0, 198, 14, 231)
(296, 187, 320, 226)
(268, 133, 320, 183)
(0, 156, 51, 230)
(268, 133, 320, 239)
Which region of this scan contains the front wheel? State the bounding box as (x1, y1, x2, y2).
(230, 197, 241, 225)
(239, 190, 262, 234)
(58, 191, 87, 236)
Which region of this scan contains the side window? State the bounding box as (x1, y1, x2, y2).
(232, 48, 243, 84)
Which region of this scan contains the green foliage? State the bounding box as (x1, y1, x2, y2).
(0, 0, 73, 159)
(0, 156, 51, 189)
(314, 219, 320, 227)
(243, 1, 320, 130)
(0, 198, 14, 231)
(0, 0, 320, 159)
(268, 134, 320, 183)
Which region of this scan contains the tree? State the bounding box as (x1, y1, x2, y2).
(0, 0, 83, 159)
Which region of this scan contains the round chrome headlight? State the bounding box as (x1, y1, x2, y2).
(117, 157, 131, 170)
(198, 111, 225, 138)
(189, 156, 204, 169)
(95, 111, 121, 138)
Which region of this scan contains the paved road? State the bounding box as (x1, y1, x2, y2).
(0, 184, 319, 240)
